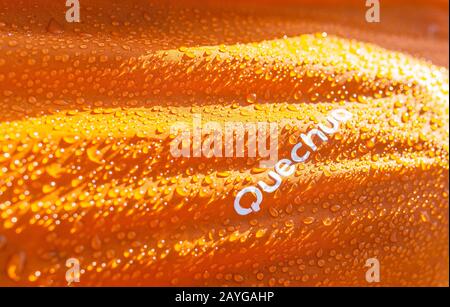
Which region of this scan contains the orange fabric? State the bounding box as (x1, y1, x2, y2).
(0, 0, 448, 286)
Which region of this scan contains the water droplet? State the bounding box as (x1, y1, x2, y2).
(0, 235, 6, 250)
(6, 251, 26, 281)
(246, 93, 257, 104)
(46, 18, 64, 34)
(303, 217, 315, 225)
(91, 235, 102, 251)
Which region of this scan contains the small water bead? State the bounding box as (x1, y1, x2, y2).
(303, 217, 315, 225)
(246, 93, 257, 104)
(234, 274, 244, 283)
(322, 217, 333, 226)
(0, 235, 7, 250)
(6, 251, 27, 281)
